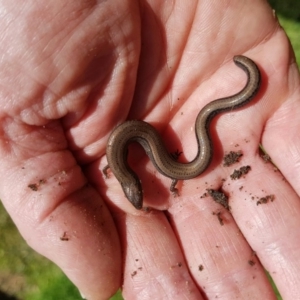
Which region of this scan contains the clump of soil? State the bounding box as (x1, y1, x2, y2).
(223, 151, 243, 166)
(207, 189, 229, 210)
(256, 194, 275, 205)
(230, 166, 251, 180)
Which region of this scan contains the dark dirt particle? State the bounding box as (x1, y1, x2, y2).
(259, 148, 279, 171)
(28, 183, 38, 191)
(60, 232, 69, 241)
(131, 271, 137, 277)
(28, 179, 46, 191)
(223, 151, 243, 166)
(230, 166, 251, 180)
(200, 192, 208, 198)
(256, 194, 275, 205)
(170, 262, 183, 269)
(207, 189, 230, 210)
(248, 260, 255, 266)
(261, 153, 271, 163)
(213, 211, 224, 225)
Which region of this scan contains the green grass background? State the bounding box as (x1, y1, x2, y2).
(0, 1, 299, 299)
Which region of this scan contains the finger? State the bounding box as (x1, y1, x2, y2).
(262, 52, 300, 195)
(114, 210, 204, 299)
(161, 105, 277, 298)
(229, 148, 300, 299)
(131, 0, 276, 120)
(168, 194, 276, 299)
(0, 121, 121, 299)
(217, 33, 300, 298)
(96, 143, 202, 298)
(255, 31, 300, 298)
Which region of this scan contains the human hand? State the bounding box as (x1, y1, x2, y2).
(0, 1, 299, 299)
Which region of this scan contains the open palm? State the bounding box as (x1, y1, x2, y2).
(0, 1, 299, 299)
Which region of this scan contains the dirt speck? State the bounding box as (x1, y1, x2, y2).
(207, 189, 229, 210)
(28, 179, 46, 191)
(131, 271, 137, 277)
(261, 153, 271, 163)
(200, 192, 208, 198)
(248, 260, 255, 266)
(212, 211, 224, 225)
(230, 166, 251, 180)
(28, 184, 38, 191)
(60, 232, 70, 241)
(256, 194, 275, 205)
(223, 151, 243, 166)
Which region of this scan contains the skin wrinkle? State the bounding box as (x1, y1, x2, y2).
(164, 2, 197, 113)
(35, 7, 122, 124)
